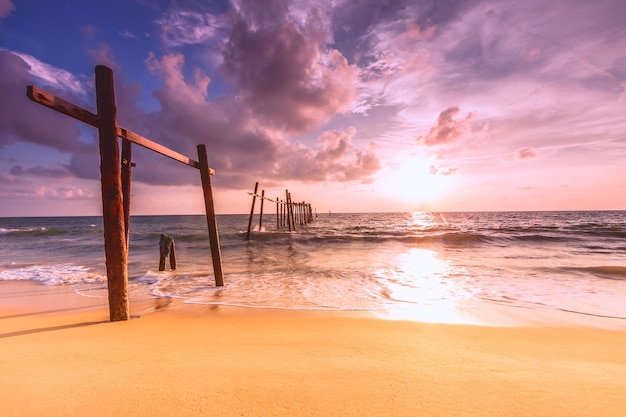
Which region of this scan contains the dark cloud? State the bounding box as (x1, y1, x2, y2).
(2, 1, 383, 192)
(333, 0, 469, 64)
(10, 164, 72, 178)
(419, 106, 475, 146)
(133, 1, 382, 189)
(221, 2, 358, 133)
(0, 51, 83, 151)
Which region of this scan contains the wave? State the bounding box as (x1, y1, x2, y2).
(0, 227, 67, 236)
(0, 264, 105, 285)
(566, 266, 626, 280)
(241, 230, 574, 248)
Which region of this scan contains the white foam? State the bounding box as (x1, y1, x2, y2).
(0, 264, 105, 285)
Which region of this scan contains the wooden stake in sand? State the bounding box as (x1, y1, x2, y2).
(95, 66, 130, 322)
(246, 182, 259, 240)
(159, 234, 177, 271)
(197, 144, 224, 287)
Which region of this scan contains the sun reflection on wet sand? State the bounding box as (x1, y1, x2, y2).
(378, 247, 479, 324)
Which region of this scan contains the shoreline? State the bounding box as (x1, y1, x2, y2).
(5, 279, 626, 329)
(2, 281, 626, 416)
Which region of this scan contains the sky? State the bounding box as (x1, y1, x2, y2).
(1, 0, 625, 216)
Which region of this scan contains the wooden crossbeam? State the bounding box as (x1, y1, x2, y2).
(26, 85, 214, 175)
(247, 191, 279, 204)
(27, 85, 100, 127)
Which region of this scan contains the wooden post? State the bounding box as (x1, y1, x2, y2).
(280, 199, 284, 228)
(259, 189, 265, 231)
(276, 197, 280, 230)
(285, 190, 292, 231)
(246, 182, 259, 240)
(159, 234, 176, 271)
(95, 65, 129, 322)
(121, 139, 132, 249)
(169, 240, 177, 270)
(288, 191, 297, 232)
(197, 144, 224, 287)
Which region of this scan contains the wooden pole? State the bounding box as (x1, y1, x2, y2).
(259, 189, 265, 231)
(288, 192, 296, 232)
(121, 139, 132, 249)
(159, 234, 176, 271)
(246, 182, 259, 240)
(95, 65, 129, 322)
(285, 190, 292, 231)
(169, 240, 177, 270)
(280, 199, 284, 228)
(276, 197, 279, 230)
(197, 144, 224, 287)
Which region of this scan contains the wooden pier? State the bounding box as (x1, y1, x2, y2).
(26, 66, 225, 321)
(246, 182, 315, 240)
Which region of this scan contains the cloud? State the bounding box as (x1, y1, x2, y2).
(270, 128, 381, 182)
(128, 48, 381, 188)
(10, 165, 72, 178)
(429, 164, 457, 176)
(7, 50, 87, 97)
(419, 107, 475, 146)
(118, 30, 138, 39)
(0, 50, 83, 151)
(146, 52, 211, 105)
(0, 0, 14, 18)
(515, 147, 536, 159)
(156, 10, 226, 47)
(221, 2, 358, 133)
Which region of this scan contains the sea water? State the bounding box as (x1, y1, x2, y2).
(1, 211, 625, 326)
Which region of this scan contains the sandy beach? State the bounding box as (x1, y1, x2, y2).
(1, 281, 625, 417)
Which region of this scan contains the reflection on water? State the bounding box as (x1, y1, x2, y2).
(377, 248, 477, 324)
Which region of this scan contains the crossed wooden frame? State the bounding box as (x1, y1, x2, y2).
(26, 65, 224, 321)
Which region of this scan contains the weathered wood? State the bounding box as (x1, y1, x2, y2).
(276, 197, 280, 231)
(118, 127, 214, 174)
(169, 240, 177, 270)
(246, 192, 276, 203)
(259, 189, 265, 230)
(287, 191, 296, 232)
(197, 144, 224, 287)
(159, 234, 176, 271)
(28, 67, 227, 318)
(246, 182, 259, 240)
(95, 65, 129, 322)
(26, 85, 214, 175)
(27, 85, 100, 127)
(121, 139, 132, 249)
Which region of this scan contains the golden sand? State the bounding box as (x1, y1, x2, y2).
(1, 281, 625, 416)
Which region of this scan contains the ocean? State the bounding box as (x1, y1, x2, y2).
(1, 211, 625, 327)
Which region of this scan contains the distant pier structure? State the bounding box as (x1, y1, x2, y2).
(246, 182, 315, 240)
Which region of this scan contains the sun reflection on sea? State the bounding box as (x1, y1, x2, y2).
(378, 247, 477, 324)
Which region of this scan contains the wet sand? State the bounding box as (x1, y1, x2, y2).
(1, 281, 625, 416)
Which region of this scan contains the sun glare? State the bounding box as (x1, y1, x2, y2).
(381, 248, 475, 324)
(379, 158, 455, 207)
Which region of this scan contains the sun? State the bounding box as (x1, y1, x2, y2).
(378, 157, 455, 207)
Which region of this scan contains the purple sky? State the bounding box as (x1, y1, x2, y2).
(1, 0, 625, 216)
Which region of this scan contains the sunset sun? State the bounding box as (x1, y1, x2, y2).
(379, 158, 455, 207)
